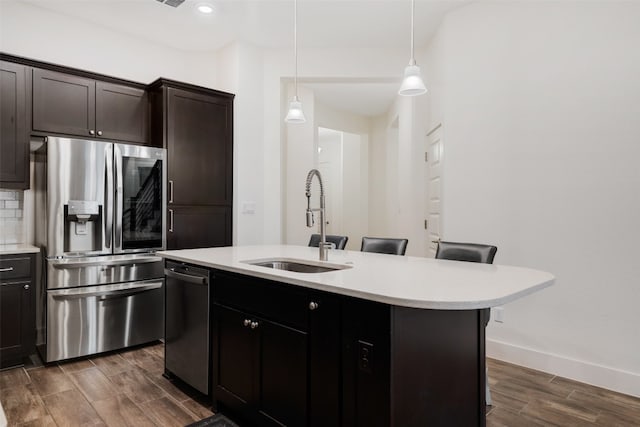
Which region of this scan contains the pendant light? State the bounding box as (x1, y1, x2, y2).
(285, 0, 306, 123)
(398, 0, 427, 96)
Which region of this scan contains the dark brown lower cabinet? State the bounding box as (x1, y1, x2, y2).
(167, 205, 231, 250)
(0, 254, 36, 368)
(213, 304, 308, 427)
(210, 270, 486, 427)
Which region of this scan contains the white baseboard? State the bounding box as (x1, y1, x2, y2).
(486, 339, 640, 398)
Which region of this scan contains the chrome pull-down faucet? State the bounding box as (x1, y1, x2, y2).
(305, 169, 331, 261)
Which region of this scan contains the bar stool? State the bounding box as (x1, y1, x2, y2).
(361, 237, 408, 255)
(308, 234, 348, 250)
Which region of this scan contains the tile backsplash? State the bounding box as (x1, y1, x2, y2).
(0, 189, 26, 244)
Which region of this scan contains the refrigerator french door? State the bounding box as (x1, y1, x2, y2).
(36, 136, 167, 362)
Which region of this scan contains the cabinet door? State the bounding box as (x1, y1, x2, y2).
(258, 319, 308, 427)
(0, 61, 29, 189)
(167, 205, 231, 250)
(0, 281, 33, 368)
(213, 305, 257, 413)
(309, 293, 341, 427)
(96, 81, 148, 143)
(167, 88, 232, 206)
(32, 68, 96, 137)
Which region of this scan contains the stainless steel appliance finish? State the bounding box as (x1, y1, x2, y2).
(46, 254, 163, 289)
(164, 261, 210, 395)
(35, 136, 167, 362)
(246, 259, 350, 273)
(47, 279, 164, 362)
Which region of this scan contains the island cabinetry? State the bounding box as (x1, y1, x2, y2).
(342, 301, 487, 426)
(211, 271, 341, 427)
(0, 254, 36, 368)
(0, 61, 30, 189)
(32, 68, 148, 143)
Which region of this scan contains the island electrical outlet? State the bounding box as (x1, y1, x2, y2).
(358, 340, 374, 374)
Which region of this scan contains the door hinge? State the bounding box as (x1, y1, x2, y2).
(424, 152, 428, 162)
(424, 219, 428, 230)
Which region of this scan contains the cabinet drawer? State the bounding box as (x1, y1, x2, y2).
(0, 256, 31, 280)
(214, 272, 309, 331)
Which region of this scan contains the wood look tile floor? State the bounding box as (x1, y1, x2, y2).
(1, 345, 639, 426)
(0, 343, 212, 427)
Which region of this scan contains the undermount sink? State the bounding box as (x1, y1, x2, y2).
(243, 258, 351, 274)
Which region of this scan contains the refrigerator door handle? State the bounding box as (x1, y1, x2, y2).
(114, 144, 123, 252)
(105, 144, 113, 249)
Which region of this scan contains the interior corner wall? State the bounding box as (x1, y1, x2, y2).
(216, 42, 266, 246)
(433, 1, 640, 396)
(0, 1, 217, 87)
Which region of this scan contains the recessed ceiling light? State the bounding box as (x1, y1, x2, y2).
(196, 3, 215, 14)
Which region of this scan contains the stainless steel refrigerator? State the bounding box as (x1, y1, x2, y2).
(35, 136, 166, 362)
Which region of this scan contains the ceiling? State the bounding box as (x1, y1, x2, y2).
(304, 81, 400, 117)
(19, 0, 471, 117)
(21, 0, 470, 51)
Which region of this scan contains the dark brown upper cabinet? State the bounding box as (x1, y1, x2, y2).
(96, 81, 148, 144)
(32, 68, 148, 144)
(166, 87, 232, 206)
(0, 61, 30, 189)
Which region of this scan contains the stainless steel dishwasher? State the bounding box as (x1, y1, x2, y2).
(164, 261, 210, 395)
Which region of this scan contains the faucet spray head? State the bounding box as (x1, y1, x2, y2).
(306, 209, 314, 227)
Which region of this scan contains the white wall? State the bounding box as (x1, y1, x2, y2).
(341, 131, 369, 251)
(216, 42, 267, 246)
(367, 97, 427, 256)
(429, 1, 640, 396)
(314, 102, 371, 250)
(284, 84, 316, 245)
(264, 47, 425, 247)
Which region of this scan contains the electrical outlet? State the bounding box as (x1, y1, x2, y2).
(358, 340, 373, 373)
(493, 307, 504, 323)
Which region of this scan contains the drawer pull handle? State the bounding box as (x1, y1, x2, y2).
(309, 301, 319, 310)
(250, 321, 259, 330)
(0, 267, 14, 272)
(243, 319, 251, 327)
(24, 284, 30, 290)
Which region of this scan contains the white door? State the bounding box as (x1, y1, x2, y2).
(426, 124, 443, 257)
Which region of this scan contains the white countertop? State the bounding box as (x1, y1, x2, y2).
(158, 245, 554, 310)
(0, 244, 40, 255)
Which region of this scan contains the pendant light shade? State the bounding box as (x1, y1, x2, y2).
(398, 0, 427, 96)
(285, 96, 306, 123)
(285, 0, 306, 123)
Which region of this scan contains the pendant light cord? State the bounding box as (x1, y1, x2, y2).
(294, 0, 298, 97)
(410, 0, 415, 65)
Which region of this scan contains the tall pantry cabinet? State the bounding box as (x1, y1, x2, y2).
(150, 80, 234, 250)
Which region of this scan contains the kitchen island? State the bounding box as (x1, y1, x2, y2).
(158, 245, 554, 427)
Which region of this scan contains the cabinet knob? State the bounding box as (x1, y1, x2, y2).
(309, 301, 319, 311)
(24, 284, 30, 290)
(97, 130, 103, 136)
(243, 319, 251, 327)
(250, 321, 259, 329)
(89, 130, 95, 135)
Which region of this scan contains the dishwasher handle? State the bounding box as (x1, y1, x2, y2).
(164, 268, 208, 285)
